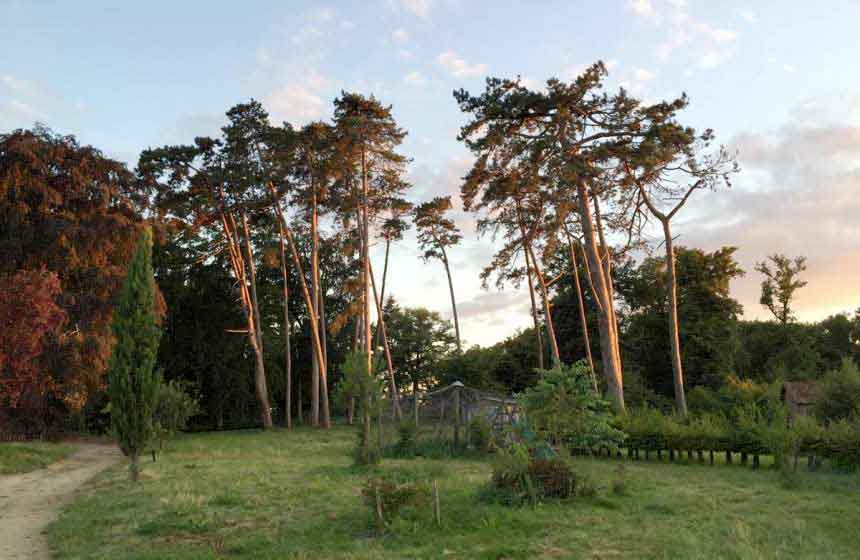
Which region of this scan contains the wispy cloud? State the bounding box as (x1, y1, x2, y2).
(392, 29, 409, 43)
(401, 0, 430, 18)
(437, 51, 487, 78)
(403, 71, 428, 86)
(681, 96, 860, 321)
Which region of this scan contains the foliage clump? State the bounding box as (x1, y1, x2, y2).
(486, 442, 576, 506)
(361, 471, 430, 524)
(519, 361, 625, 452)
(153, 379, 200, 450)
(815, 358, 860, 424)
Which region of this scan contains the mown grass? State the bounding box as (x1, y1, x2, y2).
(50, 426, 860, 559)
(0, 441, 73, 474)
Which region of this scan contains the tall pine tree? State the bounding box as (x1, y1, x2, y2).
(108, 229, 161, 481)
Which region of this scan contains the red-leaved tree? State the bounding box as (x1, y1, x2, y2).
(0, 269, 68, 411)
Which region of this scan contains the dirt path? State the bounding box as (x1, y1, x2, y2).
(0, 443, 122, 560)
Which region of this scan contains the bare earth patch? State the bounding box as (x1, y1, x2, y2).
(0, 443, 121, 560)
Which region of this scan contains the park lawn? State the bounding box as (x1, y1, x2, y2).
(0, 441, 73, 474)
(49, 426, 860, 560)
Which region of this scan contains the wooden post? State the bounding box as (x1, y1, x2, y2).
(433, 479, 441, 527)
(726, 450, 732, 465)
(453, 386, 461, 449)
(375, 485, 384, 528)
(709, 450, 714, 465)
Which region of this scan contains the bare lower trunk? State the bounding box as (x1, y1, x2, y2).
(239, 213, 272, 429)
(592, 196, 624, 378)
(268, 183, 330, 428)
(663, 220, 687, 416)
(440, 248, 462, 353)
(311, 192, 320, 427)
(374, 237, 391, 350)
(369, 259, 401, 418)
(275, 214, 293, 429)
(361, 149, 373, 453)
(576, 181, 625, 412)
(525, 242, 560, 366)
(413, 380, 419, 425)
(567, 233, 597, 390)
(317, 281, 331, 427)
(523, 237, 545, 370)
(129, 450, 140, 482)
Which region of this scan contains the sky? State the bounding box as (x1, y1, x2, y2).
(2, 0, 859, 347)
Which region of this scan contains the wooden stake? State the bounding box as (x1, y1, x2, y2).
(433, 479, 441, 527)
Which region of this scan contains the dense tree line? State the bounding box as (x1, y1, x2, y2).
(3, 62, 858, 432)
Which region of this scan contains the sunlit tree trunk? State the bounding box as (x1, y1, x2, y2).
(361, 148, 373, 453)
(662, 220, 687, 416)
(575, 181, 625, 412)
(439, 246, 462, 353)
(525, 242, 561, 366)
(229, 211, 272, 429)
(566, 232, 597, 390)
(275, 210, 293, 429)
(523, 245, 545, 370)
(369, 259, 401, 418)
(268, 184, 330, 428)
(310, 188, 321, 427)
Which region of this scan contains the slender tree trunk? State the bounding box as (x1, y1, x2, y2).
(361, 148, 373, 453)
(522, 230, 545, 370)
(374, 236, 392, 350)
(311, 190, 320, 427)
(275, 211, 293, 429)
(369, 259, 401, 418)
(592, 196, 624, 377)
(268, 184, 330, 428)
(239, 212, 273, 429)
(439, 248, 462, 353)
(413, 380, 419, 425)
(129, 450, 140, 482)
(525, 242, 561, 366)
(575, 181, 625, 412)
(317, 276, 331, 427)
(297, 376, 303, 424)
(567, 233, 597, 390)
(662, 219, 687, 416)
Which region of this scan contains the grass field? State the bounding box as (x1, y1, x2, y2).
(0, 441, 73, 474)
(49, 426, 860, 559)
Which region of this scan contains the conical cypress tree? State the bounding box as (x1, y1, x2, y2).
(107, 229, 161, 481)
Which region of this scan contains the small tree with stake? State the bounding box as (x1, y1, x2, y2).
(107, 230, 162, 482)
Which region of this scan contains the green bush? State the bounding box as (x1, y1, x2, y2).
(820, 418, 860, 471)
(153, 379, 200, 450)
(519, 361, 625, 452)
(815, 358, 860, 424)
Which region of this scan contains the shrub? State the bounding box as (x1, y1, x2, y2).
(468, 417, 493, 452)
(361, 472, 430, 524)
(620, 406, 668, 452)
(686, 386, 725, 415)
(815, 358, 860, 424)
(519, 361, 625, 452)
(820, 418, 860, 471)
(153, 379, 200, 450)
